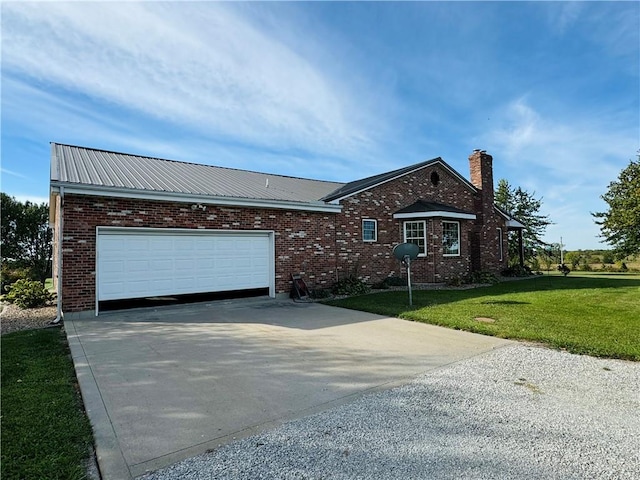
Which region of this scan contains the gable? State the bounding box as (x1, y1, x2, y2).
(321, 158, 478, 203)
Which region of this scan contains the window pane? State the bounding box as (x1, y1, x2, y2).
(443, 222, 459, 255)
(363, 220, 376, 241)
(404, 221, 426, 255)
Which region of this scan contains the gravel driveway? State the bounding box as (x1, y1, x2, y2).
(139, 344, 639, 480)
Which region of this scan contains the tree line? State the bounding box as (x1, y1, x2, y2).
(1, 193, 52, 288)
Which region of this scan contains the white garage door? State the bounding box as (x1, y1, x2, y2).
(97, 229, 272, 301)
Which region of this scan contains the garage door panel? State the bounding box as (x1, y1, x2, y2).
(98, 231, 271, 301)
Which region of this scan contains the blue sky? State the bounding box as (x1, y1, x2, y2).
(2, 1, 638, 250)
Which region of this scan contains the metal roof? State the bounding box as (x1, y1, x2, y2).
(51, 143, 345, 203)
(394, 200, 475, 216)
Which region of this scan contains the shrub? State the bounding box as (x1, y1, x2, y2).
(1, 264, 32, 293)
(501, 265, 532, 277)
(468, 271, 500, 284)
(332, 276, 370, 296)
(447, 271, 499, 287)
(371, 281, 389, 290)
(4, 279, 53, 309)
(310, 288, 332, 299)
(383, 276, 406, 287)
(446, 275, 465, 287)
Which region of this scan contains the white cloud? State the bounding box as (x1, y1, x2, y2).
(487, 97, 634, 182)
(1, 168, 27, 179)
(481, 97, 637, 250)
(2, 2, 375, 158)
(548, 2, 585, 34)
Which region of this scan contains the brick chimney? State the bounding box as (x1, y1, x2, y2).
(469, 149, 496, 272)
(469, 149, 494, 207)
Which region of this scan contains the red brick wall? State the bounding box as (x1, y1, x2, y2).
(58, 160, 508, 312)
(335, 163, 479, 284)
(59, 195, 338, 312)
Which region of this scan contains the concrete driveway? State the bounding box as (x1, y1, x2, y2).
(65, 298, 511, 479)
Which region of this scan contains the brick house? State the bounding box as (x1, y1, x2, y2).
(49, 143, 523, 317)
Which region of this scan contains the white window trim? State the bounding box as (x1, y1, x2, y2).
(442, 220, 461, 257)
(362, 219, 377, 242)
(403, 220, 427, 257)
(498, 227, 504, 261)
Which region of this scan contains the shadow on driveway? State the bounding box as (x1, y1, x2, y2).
(66, 298, 511, 479)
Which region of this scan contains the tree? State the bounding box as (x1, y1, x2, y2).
(1, 193, 52, 283)
(593, 156, 640, 258)
(495, 179, 552, 265)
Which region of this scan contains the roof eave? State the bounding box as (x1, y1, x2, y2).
(506, 219, 525, 229)
(494, 205, 525, 228)
(393, 211, 476, 220)
(50, 182, 342, 214)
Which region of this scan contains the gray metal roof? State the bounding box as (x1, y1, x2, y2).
(51, 143, 345, 203)
(394, 200, 475, 216)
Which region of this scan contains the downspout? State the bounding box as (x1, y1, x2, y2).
(53, 186, 64, 324)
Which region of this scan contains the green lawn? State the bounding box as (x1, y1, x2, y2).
(1, 328, 94, 480)
(327, 274, 640, 361)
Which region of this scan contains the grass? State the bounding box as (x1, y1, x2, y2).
(1, 328, 94, 480)
(326, 273, 640, 361)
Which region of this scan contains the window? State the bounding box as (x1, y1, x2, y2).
(362, 219, 377, 242)
(498, 228, 503, 261)
(442, 221, 460, 256)
(403, 221, 427, 256)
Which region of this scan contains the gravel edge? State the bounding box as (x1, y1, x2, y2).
(138, 344, 640, 480)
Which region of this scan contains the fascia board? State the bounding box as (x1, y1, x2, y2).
(51, 182, 342, 214)
(393, 211, 476, 220)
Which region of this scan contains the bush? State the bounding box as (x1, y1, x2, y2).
(332, 276, 370, 296)
(447, 271, 500, 287)
(446, 275, 465, 287)
(1, 264, 32, 293)
(310, 288, 332, 299)
(468, 271, 500, 284)
(501, 265, 532, 277)
(372, 276, 407, 289)
(383, 276, 406, 287)
(4, 279, 53, 309)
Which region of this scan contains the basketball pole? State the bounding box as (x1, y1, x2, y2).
(405, 255, 413, 306)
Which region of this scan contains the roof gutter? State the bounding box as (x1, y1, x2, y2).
(49, 182, 342, 214)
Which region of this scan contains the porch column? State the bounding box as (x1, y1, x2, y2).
(518, 229, 524, 267)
